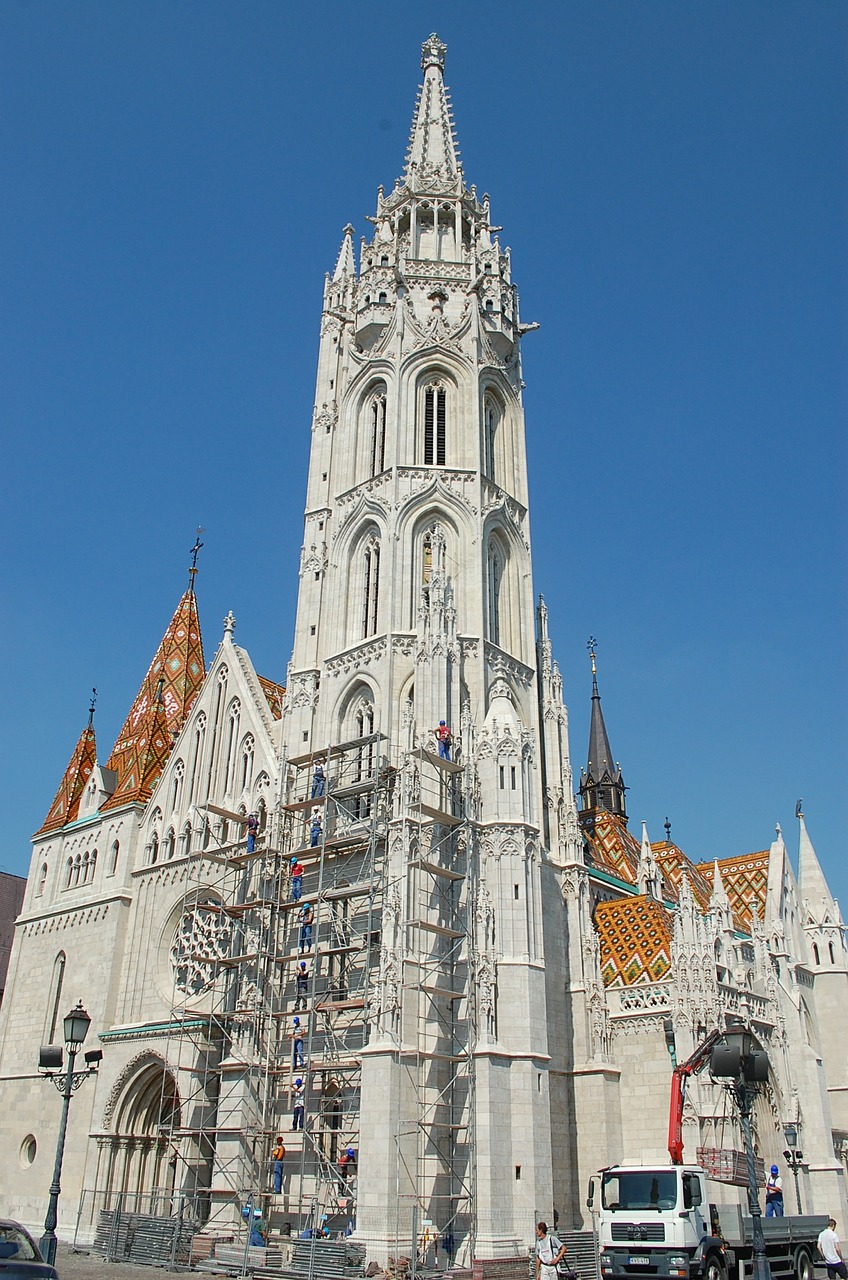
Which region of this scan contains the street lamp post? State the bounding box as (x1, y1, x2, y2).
(38, 1001, 102, 1267)
(710, 1028, 772, 1280)
(782, 1124, 804, 1214)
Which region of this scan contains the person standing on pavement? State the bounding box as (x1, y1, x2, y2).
(819, 1219, 848, 1280)
(535, 1222, 567, 1280)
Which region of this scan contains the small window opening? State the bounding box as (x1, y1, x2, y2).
(303, 731, 309, 742)
(499, 766, 505, 789)
(514, 884, 519, 900)
(378, 292, 387, 304)
(322, 472, 327, 481)
(314, 571, 320, 580)
(318, 520, 324, 531)
(310, 625, 316, 635)
(380, 255, 389, 266)
(537, 1073, 542, 1092)
(510, 766, 516, 790)
(515, 1166, 521, 1180)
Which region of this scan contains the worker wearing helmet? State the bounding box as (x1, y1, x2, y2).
(433, 720, 453, 761)
(766, 1164, 784, 1217)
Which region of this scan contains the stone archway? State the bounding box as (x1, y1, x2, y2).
(93, 1053, 181, 1215)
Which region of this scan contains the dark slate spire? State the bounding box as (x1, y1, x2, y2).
(579, 637, 627, 826)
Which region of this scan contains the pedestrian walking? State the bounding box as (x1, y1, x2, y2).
(535, 1222, 567, 1280)
(819, 1219, 848, 1280)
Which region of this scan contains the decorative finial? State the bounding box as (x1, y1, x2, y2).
(421, 33, 447, 72)
(223, 610, 236, 637)
(587, 635, 597, 679)
(775, 822, 782, 837)
(795, 798, 803, 819)
(87, 687, 97, 728)
(664, 816, 672, 843)
(188, 526, 205, 590)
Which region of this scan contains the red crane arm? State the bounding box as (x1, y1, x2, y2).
(667, 1028, 725, 1165)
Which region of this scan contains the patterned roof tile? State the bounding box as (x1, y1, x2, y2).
(597, 895, 674, 987)
(694, 849, 770, 932)
(257, 675, 285, 721)
(35, 722, 97, 835)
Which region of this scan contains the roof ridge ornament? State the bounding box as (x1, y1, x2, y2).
(421, 33, 447, 72)
(188, 526, 205, 591)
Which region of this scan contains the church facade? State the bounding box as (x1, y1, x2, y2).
(0, 34, 845, 1266)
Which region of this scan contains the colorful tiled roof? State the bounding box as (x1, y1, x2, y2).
(35, 721, 97, 835)
(597, 895, 674, 986)
(257, 675, 285, 720)
(102, 589, 205, 810)
(586, 811, 641, 884)
(653, 843, 713, 911)
(694, 850, 769, 932)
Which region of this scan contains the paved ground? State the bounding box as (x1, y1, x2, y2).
(55, 1243, 189, 1278)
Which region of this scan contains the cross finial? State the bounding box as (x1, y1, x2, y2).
(664, 816, 672, 843)
(87, 687, 97, 728)
(223, 610, 236, 637)
(188, 526, 205, 590)
(587, 635, 597, 678)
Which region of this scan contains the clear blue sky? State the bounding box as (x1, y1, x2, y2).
(1, 3, 845, 908)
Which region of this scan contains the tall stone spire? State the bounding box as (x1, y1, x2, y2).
(102, 569, 205, 811)
(797, 803, 835, 915)
(403, 34, 461, 188)
(35, 691, 98, 834)
(579, 638, 627, 824)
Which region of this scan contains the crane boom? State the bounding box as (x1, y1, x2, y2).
(667, 1028, 725, 1164)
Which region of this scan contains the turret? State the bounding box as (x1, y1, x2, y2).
(579, 638, 627, 829)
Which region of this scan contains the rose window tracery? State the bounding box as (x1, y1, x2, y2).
(170, 900, 231, 995)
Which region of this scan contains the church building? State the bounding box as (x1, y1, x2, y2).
(0, 34, 845, 1268)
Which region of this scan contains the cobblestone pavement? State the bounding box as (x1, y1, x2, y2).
(55, 1243, 189, 1278)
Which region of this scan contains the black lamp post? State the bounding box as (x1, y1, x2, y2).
(710, 1028, 772, 1280)
(38, 1001, 102, 1267)
(782, 1124, 804, 1214)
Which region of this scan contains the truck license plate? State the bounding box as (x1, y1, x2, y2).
(628, 1258, 650, 1267)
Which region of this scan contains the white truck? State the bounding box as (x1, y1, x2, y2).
(589, 1163, 826, 1280)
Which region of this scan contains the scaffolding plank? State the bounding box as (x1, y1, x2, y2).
(411, 803, 462, 826)
(406, 919, 464, 938)
(321, 880, 375, 901)
(420, 750, 465, 774)
(283, 795, 328, 813)
(315, 997, 366, 1012)
(286, 732, 385, 768)
(205, 803, 250, 824)
(411, 857, 464, 881)
(418, 982, 464, 1000)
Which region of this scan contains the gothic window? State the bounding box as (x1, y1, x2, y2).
(369, 393, 387, 477)
(206, 669, 228, 798)
(240, 734, 255, 791)
(170, 900, 231, 996)
(188, 714, 206, 804)
(45, 952, 66, 1044)
(378, 291, 387, 304)
(180, 820, 192, 856)
(72, 853, 82, 887)
(37, 864, 48, 896)
(813, 943, 820, 965)
(362, 537, 381, 638)
(109, 840, 120, 875)
(88, 849, 98, 881)
(164, 828, 176, 860)
(170, 759, 185, 814)
(223, 699, 240, 795)
(487, 543, 504, 646)
(828, 942, 835, 964)
(422, 532, 433, 585)
(483, 396, 499, 481)
(423, 382, 446, 465)
(354, 701, 375, 817)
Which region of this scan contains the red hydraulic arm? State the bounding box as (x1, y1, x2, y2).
(667, 1028, 725, 1165)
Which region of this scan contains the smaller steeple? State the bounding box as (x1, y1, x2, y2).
(36, 689, 98, 835)
(797, 801, 841, 927)
(638, 821, 660, 899)
(402, 34, 461, 188)
(332, 225, 356, 282)
(579, 637, 627, 826)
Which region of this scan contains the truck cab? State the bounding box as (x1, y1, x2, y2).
(591, 1164, 714, 1280)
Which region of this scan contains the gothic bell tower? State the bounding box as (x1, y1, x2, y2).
(282, 33, 580, 1262)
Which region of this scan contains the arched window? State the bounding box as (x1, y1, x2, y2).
(223, 700, 240, 795)
(164, 828, 176, 860)
(813, 942, 820, 966)
(81, 852, 90, 884)
(829, 941, 835, 964)
(354, 700, 376, 817)
(240, 735, 255, 792)
(46, 952, 66, 1044)
(109, 840, 120, 875)
(487, 543, 504, 646)
(88, 849, 98, 882)
(188, 714, 206, 804)
(370, 393, 387, 477)
(72, 854, 82, 888)
(206, 669, 228, 798)
(180, 820, 192, 856)
(150, 832, 160, 865)
(423, 382, 446, 465)
(483, 396, 499, 481)
(37, 864, 48, 897)
(170, 759, 185, 815)
(66, 857, 74, 889)
(362, 537, 381, 638)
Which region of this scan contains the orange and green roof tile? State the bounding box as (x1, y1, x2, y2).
(596, 894, 674, 987)
(35, 721, 97, 836)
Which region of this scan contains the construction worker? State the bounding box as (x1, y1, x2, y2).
(292, 1077, 305, 1130)
(309, 809, 322, 848)
(299, 903, 314, 953)
(290, 856, 304, 902)
(433, 720, 452, 760)
(291, 1016, 305, 1068)
(271, 1137, 286, 1194)
(766, 1165, 784, 1217)
(294, 960, 309, 1011)
(246, 812, 259, 854)
(311, 760, 325, 798)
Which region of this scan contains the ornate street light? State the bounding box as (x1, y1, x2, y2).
(782, 1123, 804, 1213)
(710, 1027, 772, 1280)
(38, 1001, 102, 1267)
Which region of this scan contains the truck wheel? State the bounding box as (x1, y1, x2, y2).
(705, 1253, 727, 1280)
(795, 1249, 814, 1280)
